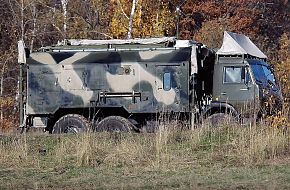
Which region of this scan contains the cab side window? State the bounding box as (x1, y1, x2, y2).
(224, 66, 243, 83)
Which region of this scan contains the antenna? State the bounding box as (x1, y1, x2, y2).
(174, 0, 187, 39)
(176, 6, 180, 39)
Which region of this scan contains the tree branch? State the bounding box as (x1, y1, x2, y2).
(117, 0, 129, 20)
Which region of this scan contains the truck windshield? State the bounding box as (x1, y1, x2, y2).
(247, 59, 276, 86)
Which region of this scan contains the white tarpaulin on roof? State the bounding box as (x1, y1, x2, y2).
(62, 37, 176, 46)
(217, 31, 267, 59)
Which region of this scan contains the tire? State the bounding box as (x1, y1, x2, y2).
(52, 114, 89, 134)
(203, 113, 238, 127)
(95, 116, 134, 132)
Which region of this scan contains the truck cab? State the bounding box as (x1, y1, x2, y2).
(211, 32, 283, 118)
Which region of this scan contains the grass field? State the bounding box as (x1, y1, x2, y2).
(1, 122, 290, 189)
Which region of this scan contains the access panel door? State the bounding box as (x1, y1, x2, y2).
(27, 65, 61, 114)
(155, 62, 189, 112)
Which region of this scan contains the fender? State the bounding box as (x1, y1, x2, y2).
(201, 101, 239, 119)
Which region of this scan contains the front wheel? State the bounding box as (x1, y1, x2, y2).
(52, 114, 89, 134)
(203, 113, 238, 127)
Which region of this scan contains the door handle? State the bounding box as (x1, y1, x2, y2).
(221, 92, 227, 95)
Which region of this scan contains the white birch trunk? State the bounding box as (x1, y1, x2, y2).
(127, 0, 137, 39)
(61, 0, 69, 38)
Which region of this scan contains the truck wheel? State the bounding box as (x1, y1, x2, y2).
(96, 116, 134, 132)
(203, 113, 237, 127)
(52, 114, 89, 134)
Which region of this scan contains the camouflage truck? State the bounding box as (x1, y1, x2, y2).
(18, 31, 283, 133)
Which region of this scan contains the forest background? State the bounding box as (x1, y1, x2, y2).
(0, 0, 289, 130)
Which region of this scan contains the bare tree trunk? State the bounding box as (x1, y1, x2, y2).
(30, 3, 37, 52)
(156, 0, 160, 24)
(0, 59, 7, 121)
(127, 0, 137, 39)
(0, 75, 3, 121)
(61, 0, 69, 38)
(155, 0, 160, 35)
(139, 0, 142, 30)
(21, 0, 24, 40)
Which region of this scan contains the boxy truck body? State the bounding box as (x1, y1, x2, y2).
(18, 32, 283, 132)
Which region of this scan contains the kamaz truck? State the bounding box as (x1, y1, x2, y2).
(18, 31, 283, 133)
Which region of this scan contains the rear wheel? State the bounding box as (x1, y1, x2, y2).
(96, 116, 134, 132)
(52, 114, 89, 134)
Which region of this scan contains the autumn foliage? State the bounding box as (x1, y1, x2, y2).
(0, 0, 289, 130)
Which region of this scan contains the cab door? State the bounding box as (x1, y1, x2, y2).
(214, 64, 256, 113)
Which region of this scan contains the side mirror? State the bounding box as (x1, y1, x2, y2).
(25, 47, 30, 58)
(242, 66, 251, 86)
(241, 67, 246, 80)
(245, 71, 250, 86)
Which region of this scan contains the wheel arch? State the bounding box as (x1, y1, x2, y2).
(202, 101, 240, 119)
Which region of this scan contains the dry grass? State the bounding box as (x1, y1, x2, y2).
(0, 119, 290, 189)
(0, 122, 289, 168)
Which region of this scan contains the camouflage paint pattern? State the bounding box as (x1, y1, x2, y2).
(26, 47, 193, 116)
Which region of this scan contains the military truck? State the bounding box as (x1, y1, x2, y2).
(18, 31, 283, 133)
